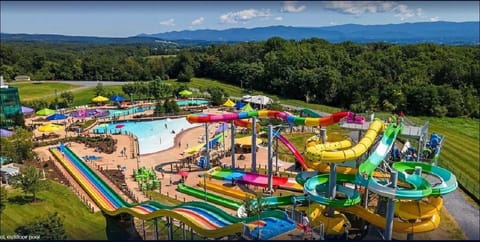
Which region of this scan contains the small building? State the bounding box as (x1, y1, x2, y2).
(0, 76, 23, 128)
(14, 75, 30, 81)
(0, 163, 19, 184)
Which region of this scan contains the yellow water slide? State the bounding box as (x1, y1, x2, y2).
(305, 120, 385, 163)
(395, 196, 443, 220)
(198, 179, 255, 200)
(338, 204, 440, 233)
(307, 203, 351, 235)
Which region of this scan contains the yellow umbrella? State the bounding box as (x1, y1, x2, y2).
(235, 136, 262, 147)
(38, 123, 64, 132)
(92, 96, 109, 103)
(222, 99, 235, 107)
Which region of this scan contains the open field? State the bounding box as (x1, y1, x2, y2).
(9, 82, 80, 101)
(0, 180, 129, 240)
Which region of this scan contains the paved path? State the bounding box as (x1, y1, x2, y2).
(442, 190, 479, 240)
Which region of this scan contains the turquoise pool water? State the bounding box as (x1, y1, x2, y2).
(93, 117, 201, 155)
(176, 99, 209, 106)
(106, 106, 154, 118)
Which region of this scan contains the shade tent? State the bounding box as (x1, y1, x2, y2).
(110, 95, 125, 102)
(21, 106, 34, 114)
(214, 123, 229, 134)
(241, 103, 255, 112)
(91, 96, 109, 103)
(0, 128, 13, 137)
(36, 108, 55, 116)
(222, 99, 235, 107)
(235, 101, 245, 110)
(37, 123, 64, 132)
(179, 90, 193, 97)
(46, 113, 68, 121)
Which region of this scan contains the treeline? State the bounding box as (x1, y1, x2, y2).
(1, 39, 478, 118)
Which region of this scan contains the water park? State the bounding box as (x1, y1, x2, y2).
(34, 99, 462, 240)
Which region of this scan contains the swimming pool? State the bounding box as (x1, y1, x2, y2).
(176, 99, 209, 106)
(106, 106, 155, 118)
(93, 117, 202, 155)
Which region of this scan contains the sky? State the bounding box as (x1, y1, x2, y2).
(1, 1, 479, 37)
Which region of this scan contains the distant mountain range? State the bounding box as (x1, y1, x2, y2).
(140, 21, 479, 44)
(1, 21, 478, 45)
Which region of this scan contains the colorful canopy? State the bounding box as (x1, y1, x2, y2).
(235, 101, 245, 110)
(110, 95, 125, 102)
(241, 103, 255, 112)
(46, 113, 68, 121)
(91, 96, 109, 102)
(37, 123, 64, 132)
(36, 108, 55, 116)
(0, 128, 13, 137)
(21, 106, 34, 113)
(223, 99, 235, 107)
(235, 136, 262, 147)
(179, 90, 193, 97)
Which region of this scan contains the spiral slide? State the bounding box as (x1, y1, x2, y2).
(50, 145, 296, 239)
(305, 120, 385, 163)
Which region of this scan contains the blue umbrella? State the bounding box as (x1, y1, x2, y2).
(46, 113, 68, 121)
(110, 95, 125, 102)
(235, 101, 245, 110)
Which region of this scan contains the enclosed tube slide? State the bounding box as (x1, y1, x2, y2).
(50, 146, 296, 239)
(187, 110, 349, 127)
(305, 120, 384, 163)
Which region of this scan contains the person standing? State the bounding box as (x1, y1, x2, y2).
(302, 212, 311, 239)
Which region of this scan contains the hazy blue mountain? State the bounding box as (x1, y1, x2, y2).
(140, 21, 479, 44)
(1, 21, 478, 45)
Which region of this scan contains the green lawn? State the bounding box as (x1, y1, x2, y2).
(9, 82, 80, 101)
(0, 180, 114, 240)
(70, 86, 125, 106)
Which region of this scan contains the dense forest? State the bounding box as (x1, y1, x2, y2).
(1, 39, 478, 118)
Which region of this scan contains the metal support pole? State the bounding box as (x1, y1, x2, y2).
(385, 171, 398, 240)
(251, 116, 257, 172)
(267, 124, 273, 193)
(142, 219, 146, 239)
(275, 135, 279, 173)
(320, 128, 327, 143)
(328, 163, 337, 217)
(231, 121, 236, 168)
(154, 218, 159, 240)
(168, 217, 174, 240)
(205, 123, 210, 168)
(190, 227, 194, 240)
(182, 222, 186, 240)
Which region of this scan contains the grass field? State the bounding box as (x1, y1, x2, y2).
(9, 82, 80, 101)
(0, 180, 125, 240)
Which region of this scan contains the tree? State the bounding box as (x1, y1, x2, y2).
(0, 128, 34, 164)
(0, 186, 7, 214)
(94, 82, 105, 97)
(15, 212, 67, 240)
(207, 87, 228, 106)
(60, 91, 74, 108)
(11, 166, 47, 202)
(243, 192, 266, 217)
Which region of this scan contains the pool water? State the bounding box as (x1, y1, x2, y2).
(106, 106, 154, 118)
(176, 99, 209, 106)
(93, 117, 201, 155)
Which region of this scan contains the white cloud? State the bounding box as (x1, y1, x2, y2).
(281, 1, 306, 13)
(191, 17, 205, 26)
(430, 16, 440, 22)
(220, 9, 271, 24)
(323, 1, 423, 20)
(274, 16, 283, 21)
(159, 18, 175, 26)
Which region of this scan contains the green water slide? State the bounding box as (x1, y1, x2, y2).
(392, 162, 458, 196)
(303, 173, 361, 207)
(177, 183, 242, 210)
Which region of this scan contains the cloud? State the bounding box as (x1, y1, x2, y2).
(191, 17, 205, 26)
(430, 16, 440, 22)
(220, 9, 271, 24)
(159, 18, 175, 26)
(323, 1, 422, 20)
(274, 16, 283, 21)
(281, 1, 306, 13)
